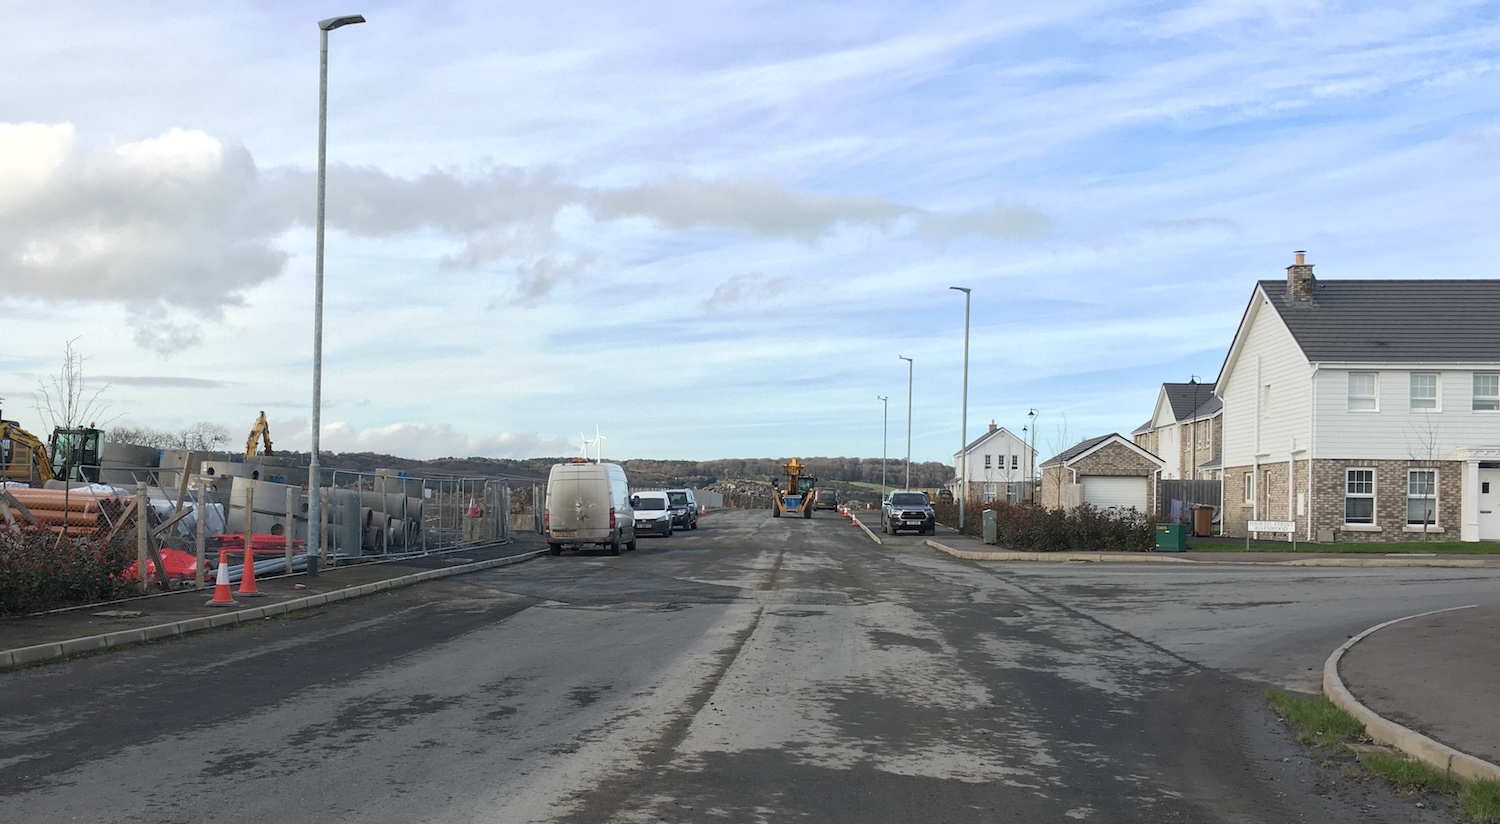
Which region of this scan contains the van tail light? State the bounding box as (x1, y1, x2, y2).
(543, 509, 550, 531)
(609, 507, 617, 529)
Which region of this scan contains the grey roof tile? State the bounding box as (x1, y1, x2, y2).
(1258, 278, 1500, 363)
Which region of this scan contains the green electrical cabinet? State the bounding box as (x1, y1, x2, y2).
(1155, 523, 1188, 552)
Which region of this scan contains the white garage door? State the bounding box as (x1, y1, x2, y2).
(1081, 476, 1148, 513)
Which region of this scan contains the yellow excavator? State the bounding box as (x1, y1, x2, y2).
(0, 412, 104, 485)
(771, 457, 816, 519)
(245, 411, 274, 459)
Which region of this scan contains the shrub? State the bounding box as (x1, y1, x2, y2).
(0, 523, 137, 616)
(935, 498, 1156, 552)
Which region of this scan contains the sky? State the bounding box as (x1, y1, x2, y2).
(1, 1, 1497, 464)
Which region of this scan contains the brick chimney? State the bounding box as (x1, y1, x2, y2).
(988, 420, 997, 434)
(1286, 250, 1315, 301)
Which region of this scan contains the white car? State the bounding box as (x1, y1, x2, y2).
(631, 491, 674, 537)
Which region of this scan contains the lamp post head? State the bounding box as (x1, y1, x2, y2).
(319, 14, 366, 31)
(949, 286, 970, 295)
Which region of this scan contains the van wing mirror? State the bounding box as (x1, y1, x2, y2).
(630, 495, 639, 506)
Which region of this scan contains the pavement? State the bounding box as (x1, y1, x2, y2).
(0, 534, 546, 669)
(5, 520, 1497, 789)
(914, 526, 1500, 784)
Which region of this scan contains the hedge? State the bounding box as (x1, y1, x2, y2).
(933, 499, 1156, 552)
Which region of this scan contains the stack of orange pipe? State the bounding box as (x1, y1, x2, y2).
(4, 488, 118, 534)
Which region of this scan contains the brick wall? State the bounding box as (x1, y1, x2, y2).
(1072, 442, 1158, 476)
(1224, 459, 1458, 542)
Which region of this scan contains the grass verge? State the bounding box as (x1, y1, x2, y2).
(1463, 779, 1500, 823)
(1264, 691, 1365, 747)
(1266, 690, 1500, 822)
(1191, 540, 1500, 554)
(1360, 752, 1459, 795)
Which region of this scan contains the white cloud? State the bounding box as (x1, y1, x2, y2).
(320, 420, 569, 460)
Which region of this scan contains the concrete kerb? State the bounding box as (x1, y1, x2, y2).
(925, 539, 1500, 568)
(925, 540, 1195, 564)
(0, 548, 549, 672)
(850, 515, 882, 545)
(1322, 605, 1500, 784)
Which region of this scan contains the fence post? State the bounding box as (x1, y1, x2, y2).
(195, 483, 207, 589)
(285, 486, 296, 574)
(136, 481, 149, 592)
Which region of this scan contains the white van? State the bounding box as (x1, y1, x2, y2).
(545, 460, 636, 556)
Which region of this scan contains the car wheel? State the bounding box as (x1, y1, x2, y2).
(691, 519, 698, 530)
(549, 543, 562, 556)
(627, 538, 638, 551)
(608, 539, 622, 556)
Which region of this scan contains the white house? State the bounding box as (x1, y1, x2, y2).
(951, 421, 1036, 503)
(1216, 252, 1500, 542)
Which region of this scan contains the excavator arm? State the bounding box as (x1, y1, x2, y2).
(0, 421, 56, 485)
(245, 411, 274, 459)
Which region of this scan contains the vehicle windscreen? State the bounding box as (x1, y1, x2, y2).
(890, 493, 927, 506)
(667, 492, 689, 506)
(637, 498, 667, 510)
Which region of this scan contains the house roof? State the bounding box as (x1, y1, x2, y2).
(1041, 433, 1162, 469)
(954, 425, 1033, 458)
(1255, 278, 1500, 363)
(1162, 382, 1222, 421)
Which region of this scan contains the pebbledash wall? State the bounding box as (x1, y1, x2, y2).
(1222, 459, 1459, 543)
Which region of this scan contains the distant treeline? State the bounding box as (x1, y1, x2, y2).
(312, 452, 952, 489)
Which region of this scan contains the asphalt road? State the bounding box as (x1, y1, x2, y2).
(4, 509, 1494, 823)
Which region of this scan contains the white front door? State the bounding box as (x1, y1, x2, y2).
(1480, 469, 1500, 541)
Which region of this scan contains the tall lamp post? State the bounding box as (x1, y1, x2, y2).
(877, 395, 888, 501)
(898, 355, 913, 490)
(308, 12, 366, 575)
(950, 286, 970, 530)
(1026, 408, 1037, 503)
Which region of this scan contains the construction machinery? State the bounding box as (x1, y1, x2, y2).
(771, 457, 816, 519)
(0, 412, 104, 485)
(245, 411, 274, 459)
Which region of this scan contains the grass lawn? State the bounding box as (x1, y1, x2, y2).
(1188, 539, 1500, 554)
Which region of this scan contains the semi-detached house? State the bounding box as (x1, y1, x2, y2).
(1216, 253, 1500, 543)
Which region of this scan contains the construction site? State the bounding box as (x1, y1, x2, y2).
(0, 409, 545, 615)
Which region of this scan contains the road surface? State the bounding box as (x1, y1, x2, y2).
(5, 509, 1493, 822)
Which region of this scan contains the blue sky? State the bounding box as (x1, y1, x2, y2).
(1, 1, 1497, 463)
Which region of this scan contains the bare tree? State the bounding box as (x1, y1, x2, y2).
(33, 338, 115, 431)
(1405, 414, 1441, 542)
(182, 422, 229, 452)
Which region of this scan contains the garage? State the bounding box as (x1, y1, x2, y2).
(1040, 433, 1165, 513)
(1081, 476, 1149, 512)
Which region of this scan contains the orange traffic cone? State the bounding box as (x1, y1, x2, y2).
(206, 551, 239, 607)
(237, 546, 264, 597)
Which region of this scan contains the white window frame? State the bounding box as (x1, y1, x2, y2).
(1344, 468, 1375, 525)
(984, 454, 992, 469)
(1243, 471, 1255, 505)
(1410, 372, 1439, 412)
(982, 483, 996, 502)
(1011, 454, 1019, 470)
(1406, 469, 1437, 527)
(1474, 373, 1500, 412)
(1348, 372, 1378, 412)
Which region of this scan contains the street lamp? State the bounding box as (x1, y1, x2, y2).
(898, 355, 913, 490)
(950, 286, 970, 530)
(1027, 408, 1037, 503)
(308, 12, 366, 575)
(877, 395, 888, 501)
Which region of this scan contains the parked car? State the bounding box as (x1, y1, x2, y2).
(882, 490, 935, 535)
(545, 461, 636, 555)
(664, 489, 699, 529)
(631, 491, 675, 536)
(813, 488, 839, 511)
